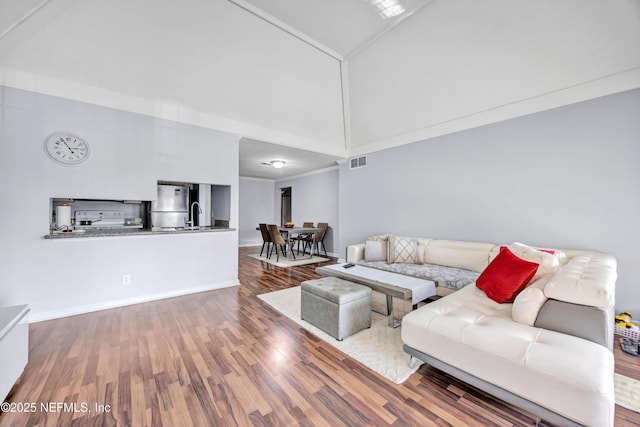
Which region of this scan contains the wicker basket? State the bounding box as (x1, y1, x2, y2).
(615, 324, 640, 340)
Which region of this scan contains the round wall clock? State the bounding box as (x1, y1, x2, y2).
(44, 132, 91, 165)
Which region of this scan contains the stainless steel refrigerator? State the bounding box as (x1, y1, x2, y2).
(150, 184, 189, 229)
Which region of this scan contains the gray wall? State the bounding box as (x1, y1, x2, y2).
(0, 86, 240, 321)
(239, 177, 276, 246)
(339, 89, 640, 313)
(276, 168, 339, 256)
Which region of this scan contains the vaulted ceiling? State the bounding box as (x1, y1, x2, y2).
(235, 0, 433, 58)
(1, 0, 639, 179)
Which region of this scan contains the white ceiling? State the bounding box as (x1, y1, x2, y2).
(234, 0, 433, 58)
(239, 138, 341, 180)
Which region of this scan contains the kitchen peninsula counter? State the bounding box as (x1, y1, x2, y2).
(44, 226, 235, 239)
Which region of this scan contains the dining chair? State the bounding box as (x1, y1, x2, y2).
(258, 223, 272, 257)
(291, 222, 314, 255)
(304, 222, 328, 257)
(267, 224, 294, 261)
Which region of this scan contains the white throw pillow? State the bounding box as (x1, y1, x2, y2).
(508, 242, 560, 280)
(364, 240, 387, 262)
(367, 234, 390, 242)
(388, 236, 419, 263)
(512, 275, 550, 326)
(552, 250, 568, 265)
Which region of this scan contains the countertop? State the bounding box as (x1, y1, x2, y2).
(0, 305, 29, 339)
(44, 226, 235, 239)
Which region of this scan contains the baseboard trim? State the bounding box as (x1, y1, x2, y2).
(29, 280, 240, 323)
(241, 244, 338, 259)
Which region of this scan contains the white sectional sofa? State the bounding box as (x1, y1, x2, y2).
(347, 236, 616, 427)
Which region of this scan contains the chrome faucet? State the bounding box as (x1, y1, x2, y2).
(188, 201, 202, 228)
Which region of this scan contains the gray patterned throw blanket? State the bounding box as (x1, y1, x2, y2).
(356, 260, 480, 291)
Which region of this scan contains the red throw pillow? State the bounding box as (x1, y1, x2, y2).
(476, 246, 539, 303)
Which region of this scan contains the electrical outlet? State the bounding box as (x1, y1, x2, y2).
(122, 274, 131, 286)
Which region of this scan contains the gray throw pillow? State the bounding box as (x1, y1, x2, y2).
(364, 240, 387, 262)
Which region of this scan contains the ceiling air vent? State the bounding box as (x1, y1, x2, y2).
(349, 155, 367, 170)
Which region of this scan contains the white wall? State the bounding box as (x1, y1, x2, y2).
(0, 86, 240, 321)
(239, 177, 276, 247)
(347, 0, 640, 154)
(339, 89, 640, 313)
(275, 168, 339, 256)
(0, 0, 346, 157)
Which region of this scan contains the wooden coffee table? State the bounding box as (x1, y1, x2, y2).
(316, 264, 436, 327)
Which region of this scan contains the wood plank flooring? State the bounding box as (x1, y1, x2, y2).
(1, 246, 639, 426)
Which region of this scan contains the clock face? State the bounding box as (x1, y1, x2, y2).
(44, 132, 91, 165)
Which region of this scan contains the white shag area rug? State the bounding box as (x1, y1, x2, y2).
(257, 286, 422, 384)
(615, 372, 640, 413)
(248, 253, 329, 268)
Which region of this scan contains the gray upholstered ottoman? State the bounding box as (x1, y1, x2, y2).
(301, 277, 371, 341)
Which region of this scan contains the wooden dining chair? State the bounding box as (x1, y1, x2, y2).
(258, 223, 272, 257)
(267, 224, 294, 261)
(291, 222, 314, 254)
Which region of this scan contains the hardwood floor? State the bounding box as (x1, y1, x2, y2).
(1, 246, 639, 426)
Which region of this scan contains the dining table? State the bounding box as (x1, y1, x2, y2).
(257, 225, 323, 259)
(280, 226, 324, 259)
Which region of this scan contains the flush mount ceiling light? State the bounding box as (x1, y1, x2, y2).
(261, 160, 286, 169)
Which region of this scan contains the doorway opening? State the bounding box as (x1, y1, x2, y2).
(281, 187, 291, 226)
